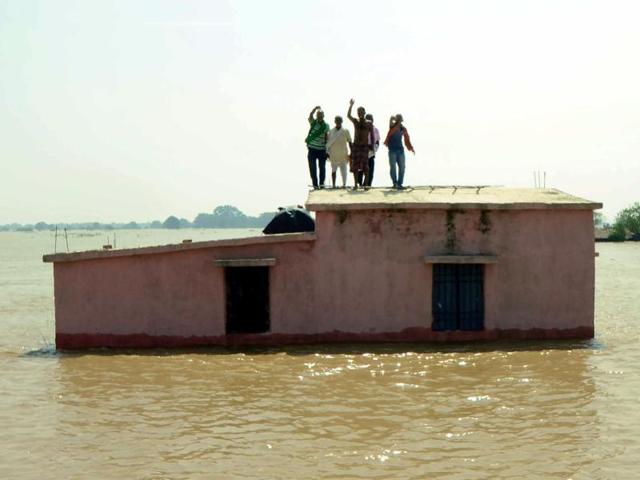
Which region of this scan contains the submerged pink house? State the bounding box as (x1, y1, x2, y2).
(43, 187, 601, 349)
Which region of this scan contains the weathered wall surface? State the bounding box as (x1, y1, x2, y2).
(311, 208, 595, 334)
(54, 240, 316, 343)
(53, 207, 596, 348)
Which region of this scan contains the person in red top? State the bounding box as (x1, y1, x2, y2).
(384, 114, 415, 189)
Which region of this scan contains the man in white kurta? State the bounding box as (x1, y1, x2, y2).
(326, 116, 352, 188)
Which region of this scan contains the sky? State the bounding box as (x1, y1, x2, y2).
(1, 0, 638, 223)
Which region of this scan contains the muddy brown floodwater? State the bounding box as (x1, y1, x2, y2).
(1, 230, 639, 479)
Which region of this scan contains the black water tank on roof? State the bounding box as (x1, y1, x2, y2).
(263, 206, 315, 235)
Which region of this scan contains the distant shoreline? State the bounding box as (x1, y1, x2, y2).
(3, 228, 639, 244)
(0, 205, 277, 232)
(0, 226, 264, 232)
(595, 237, 639, 243)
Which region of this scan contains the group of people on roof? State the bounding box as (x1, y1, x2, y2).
(305, 99, 415, 190)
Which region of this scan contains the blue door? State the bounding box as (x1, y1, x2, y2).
(432, 264, 484, 331)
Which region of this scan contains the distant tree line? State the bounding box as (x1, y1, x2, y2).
(5, 202, 638, 240)
(0, 205, 277, 232)
(606, 202, 640, 241)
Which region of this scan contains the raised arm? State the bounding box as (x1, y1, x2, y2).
(347, 98, 356, 123)
(308, 105, 320, 123)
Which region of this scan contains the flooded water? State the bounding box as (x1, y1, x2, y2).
(1, 230, 639, 479)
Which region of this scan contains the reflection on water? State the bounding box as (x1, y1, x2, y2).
(1, 232, 639, 479)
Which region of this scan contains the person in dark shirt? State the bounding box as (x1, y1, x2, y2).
(364, 113, 380, 187)
(347, 98, 373, 190)
(384, 114, 415, 190)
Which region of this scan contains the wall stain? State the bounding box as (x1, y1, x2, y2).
(446, 209, 462, 251)
(479, 209, 491, 234)
(367, 218, 382, 235)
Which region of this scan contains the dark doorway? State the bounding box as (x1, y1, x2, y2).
(432, 264, 484, 331)
(225, 267, 270, 334)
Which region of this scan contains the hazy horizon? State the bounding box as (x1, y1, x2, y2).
(2, 0, 639, 223)
(0, 203, 276, 226)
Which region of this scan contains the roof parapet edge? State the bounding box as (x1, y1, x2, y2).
(43, 232, 316, 264)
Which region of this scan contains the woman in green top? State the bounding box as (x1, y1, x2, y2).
(306, 106, 330, 189)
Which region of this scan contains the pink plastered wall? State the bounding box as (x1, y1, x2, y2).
(53, 208, 595, 343)
(54, 240, 316, 336)
(310, 208, 594, 333)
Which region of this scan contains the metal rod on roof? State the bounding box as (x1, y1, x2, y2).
(54, 225, 58, 253)
(544, 171, 546, 188)
(64, 228, 69, 252)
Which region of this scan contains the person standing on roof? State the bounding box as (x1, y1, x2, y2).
(326, 116, 352, 189)
(347, 98, 373, 190)
(356, 114, 379, 187)
(384, 113, 415, 190)
(364, 113, 380, 187)
(306, 105, 330, 189)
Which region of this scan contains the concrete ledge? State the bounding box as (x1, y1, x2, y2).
(43, 232, 316, 263)
(306, 186, 602, 212)
(56, 327, 595, 349)
(424, 254, 498, 264)
(308, 202, 603, 212)
(214, 258, 276, 267)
